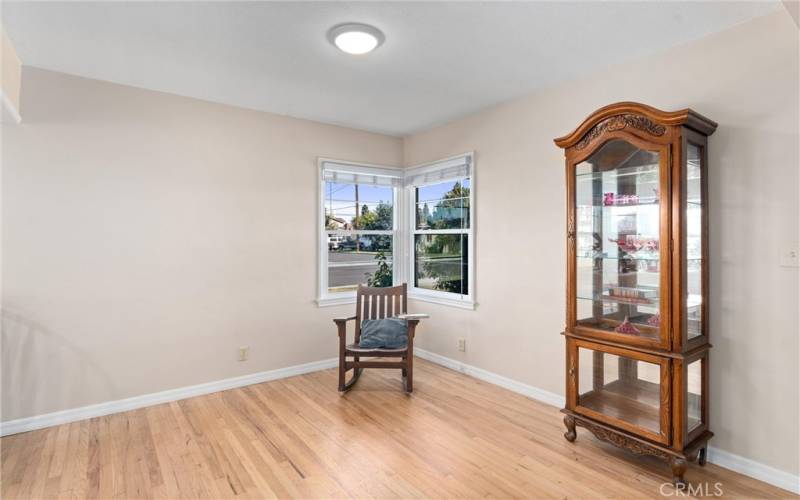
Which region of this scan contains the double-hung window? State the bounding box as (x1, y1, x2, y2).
(318, 160, 402, 305)
(406, 153, 474, 308)
(317, 154, 474, 309)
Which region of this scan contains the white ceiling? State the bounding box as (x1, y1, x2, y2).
(2, 1, 781, 136)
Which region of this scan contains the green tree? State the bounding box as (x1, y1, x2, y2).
(418, 235, 466, 293)
(355, 202, 392, 231)
(366, 250, 393, 287)
(429, 181, 469, 229)
(420, 181, 470, 293)
(358, 212, 376, 229)
(359, 200, 394, 287)
(360, 201, 393, 252)
(373, 202, 393, 230)
(358, 202, 392, 230)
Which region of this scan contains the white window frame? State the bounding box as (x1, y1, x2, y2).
(316, 154, 474, 309)
(406, 153, 475, 310)
(317, 158, 403, 307)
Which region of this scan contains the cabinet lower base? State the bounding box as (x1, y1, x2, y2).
(561, 409, 712, 487)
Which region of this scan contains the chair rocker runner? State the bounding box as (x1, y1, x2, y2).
(333, 284, 427, 392)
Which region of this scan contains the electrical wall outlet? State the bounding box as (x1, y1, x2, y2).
(239, 346, 249, 361)
(458, 338, 466, 352)
(780, 245, 799, 267)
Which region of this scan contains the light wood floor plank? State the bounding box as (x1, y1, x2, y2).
(1, 359, 794, 499)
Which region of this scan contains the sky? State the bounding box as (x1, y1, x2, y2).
(324, 178, 470, 222)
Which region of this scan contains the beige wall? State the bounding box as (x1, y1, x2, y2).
(783, 0, 800, 27)
(404, 11, 799, 476)
(1, 67, 402, 421)
(1, 24, 23, 120)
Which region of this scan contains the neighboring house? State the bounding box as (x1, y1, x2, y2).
(325, 215, 352, 231)
(326, 215, 352, 249)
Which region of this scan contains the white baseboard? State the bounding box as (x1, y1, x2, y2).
(0, 357, 338, 437)
(706, 447, 800, 495)
(415, 348, 799, 495)
(415, 348, 565, 407)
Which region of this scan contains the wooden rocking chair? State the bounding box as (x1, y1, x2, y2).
(334, 284, 426, 393)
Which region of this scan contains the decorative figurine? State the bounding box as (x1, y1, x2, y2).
(614, 316, 641, 334)
(609, 235, 659, 254)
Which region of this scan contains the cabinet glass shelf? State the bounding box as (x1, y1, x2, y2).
(577, 253, 702, 261)
(580, 379, 662, 432)
(577, 345, 665, 435)
(578, 293, 659, 306)
(578, 293, 702, 308)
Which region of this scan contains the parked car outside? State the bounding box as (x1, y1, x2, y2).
(328, 235, 343, 250)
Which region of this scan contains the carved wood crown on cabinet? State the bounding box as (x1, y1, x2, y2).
(574, 115, 666, 150)
(554, 102, 717, 487)
(554, 101, 717, 149)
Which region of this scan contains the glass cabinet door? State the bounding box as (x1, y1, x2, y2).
(679, 351, 708, 446)
(684, 141, 706, 344)
(574, 139, 667, 347)
(571, 339, 671, 444)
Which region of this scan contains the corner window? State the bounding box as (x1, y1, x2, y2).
(407, 154, 474, 308)
(317, 154, 474, 309)
(318, 160, 401, 305)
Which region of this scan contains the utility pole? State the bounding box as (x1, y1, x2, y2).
(354, 184, 360, 252)
(327, 183, 332, 228)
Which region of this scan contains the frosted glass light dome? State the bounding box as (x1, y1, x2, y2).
(328, 23, 385, 55)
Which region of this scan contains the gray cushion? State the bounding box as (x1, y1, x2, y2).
(359, 317, 408, 349)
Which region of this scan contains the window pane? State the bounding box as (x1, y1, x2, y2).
(415, 178, 470, 229)
(414, 234, 468, 295)
(323, 182, 393, 230)
(328, 234, 393, 292)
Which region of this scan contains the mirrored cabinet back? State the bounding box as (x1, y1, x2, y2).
(554, 102, 717, 486)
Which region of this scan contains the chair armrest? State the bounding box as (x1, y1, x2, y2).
(334, 316, 356, 341)
(397, 313, 430, 320)
(402, 315, 426, 340)
(333, 316, 357, 325)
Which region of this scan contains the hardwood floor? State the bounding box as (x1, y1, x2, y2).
(1, 359, 793, 499)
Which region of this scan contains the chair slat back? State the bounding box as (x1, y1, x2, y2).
(355, 284, 407, 343)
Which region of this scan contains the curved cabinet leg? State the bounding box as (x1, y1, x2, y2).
(670, 457, 688, 487)
(698, 447, 707, 466)
(563, 415, 577, 442)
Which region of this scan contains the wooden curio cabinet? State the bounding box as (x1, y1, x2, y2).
(554, 102, 716, 485)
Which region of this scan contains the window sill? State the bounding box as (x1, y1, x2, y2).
(317, 293, 475, 310)
(316, 295, 356, 308)
(408, 293, 476, 310)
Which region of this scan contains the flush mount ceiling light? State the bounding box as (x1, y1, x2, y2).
(327, 23, 385, 55)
